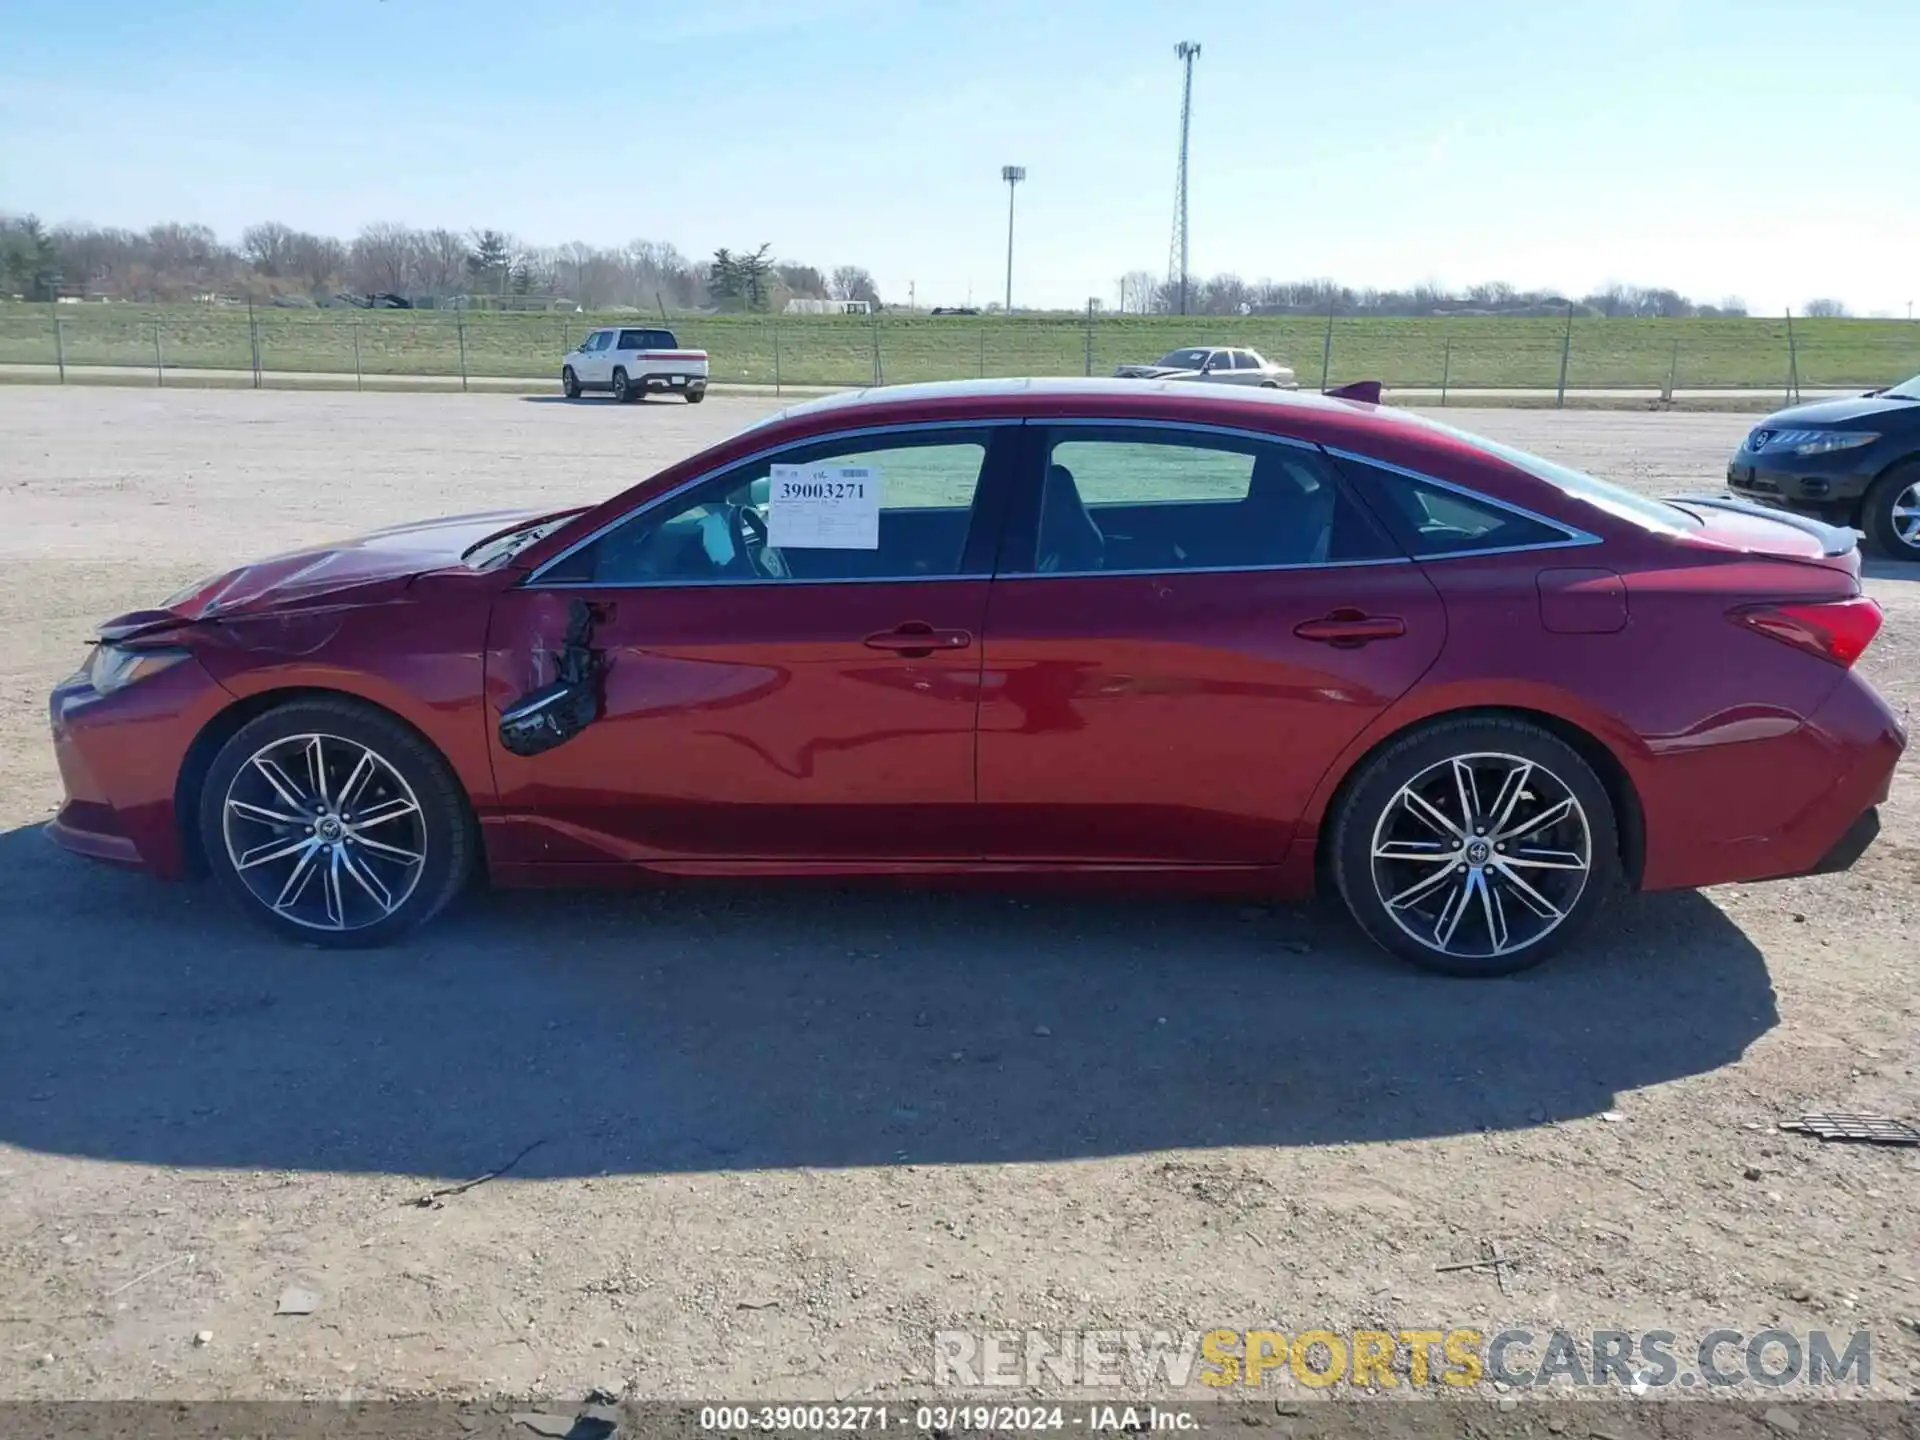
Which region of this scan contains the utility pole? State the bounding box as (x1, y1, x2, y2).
(1167, 41, 1202, 317)
(1001, 166, 1026, 313)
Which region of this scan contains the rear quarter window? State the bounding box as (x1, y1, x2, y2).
(1335, 457, 1574, 556)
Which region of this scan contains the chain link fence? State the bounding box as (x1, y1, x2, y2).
(2, 304, 1917, 400)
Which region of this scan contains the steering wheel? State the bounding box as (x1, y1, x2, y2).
(728, 502, 788, 579)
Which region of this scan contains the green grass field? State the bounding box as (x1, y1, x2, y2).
(3, 303, 1917, 392)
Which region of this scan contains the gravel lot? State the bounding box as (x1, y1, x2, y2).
(1, 388, 1916, 1405)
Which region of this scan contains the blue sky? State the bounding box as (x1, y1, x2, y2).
(2, 0, 1916, 314)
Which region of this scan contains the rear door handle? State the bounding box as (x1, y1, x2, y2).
(864, 623, 974, 657)
(1294, 611, 1407, 646)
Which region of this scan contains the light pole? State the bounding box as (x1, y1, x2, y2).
(1001, 165, 1025, 313)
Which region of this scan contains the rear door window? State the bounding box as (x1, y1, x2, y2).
(1006, 426, 1397, 574)
(616, 329, 648, 350)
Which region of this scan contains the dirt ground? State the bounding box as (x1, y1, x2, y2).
(1, 388, 1916, 1407)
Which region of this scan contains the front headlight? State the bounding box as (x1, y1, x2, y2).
(1791, 431, 1879, 456)
(87, 644, 190, 695)
(1760, 429, 1880, 456)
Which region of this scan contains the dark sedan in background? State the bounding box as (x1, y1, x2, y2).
(1727, 372, 1920, 558)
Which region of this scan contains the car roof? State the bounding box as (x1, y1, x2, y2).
(749, 376, 1366, 428)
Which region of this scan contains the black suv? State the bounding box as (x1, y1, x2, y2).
(1726, 373, 1920, 559)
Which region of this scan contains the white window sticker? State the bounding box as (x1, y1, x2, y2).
(766, 464, 882, 549)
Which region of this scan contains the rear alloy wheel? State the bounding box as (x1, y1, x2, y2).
(1861, 463, 1920, 560)
(561, 366, 580, 399)
(1331, 717, 1618, 976)
(199, 699, 472, 947)
(685, 389, 705, 404)
(610, 367, 635, 404)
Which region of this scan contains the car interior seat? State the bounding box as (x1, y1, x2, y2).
(1239, 453, 1335, 565)
(1036, 463, 1106, 572)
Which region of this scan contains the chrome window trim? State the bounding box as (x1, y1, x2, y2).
(522, 417, 1010, 586)
(993, 556, 1415, 582)
(1040, 415, 1323, 451)
(529, 572, 999, 592)
(532, 556, 1415, 592)
(1322, 446, 1605, 556)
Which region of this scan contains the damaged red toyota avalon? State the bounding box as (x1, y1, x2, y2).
(47, 379, 1906, 975)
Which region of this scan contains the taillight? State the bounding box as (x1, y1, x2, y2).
(1732, 596, 1883, 666)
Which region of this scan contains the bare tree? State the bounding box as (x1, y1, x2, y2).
(348, 222, 420, 295)
(777, 263, 828, 301)
(290, 234, 345, 296)
(412, 229, 470, 299)
(1803, 298, 1850, 318)
(49, 223, 140, 294)
(829, 265, 881, 305)
(1197, 273, 1251, 315)
(1119, 270, 1159, 314)
(628, 240, 700, 309)
(241, 221, 300, 277)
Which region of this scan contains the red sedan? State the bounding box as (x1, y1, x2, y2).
(47, 380, 1905, 975)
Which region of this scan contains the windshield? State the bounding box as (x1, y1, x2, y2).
(1157, 349, 1210, 369)
(1885, 373, 1920, 400)
(1401, 414, 1702, 533)
(464, 515, 575, 570)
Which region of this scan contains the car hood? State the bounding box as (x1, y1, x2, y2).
(1115, 364, 1200, 379)
(1756, 393, 1917, 428)
(99, 508, 553, 641)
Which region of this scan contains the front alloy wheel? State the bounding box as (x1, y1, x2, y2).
(222, 734, 427, 932)
(200, 698, 472, 946)
(1332, 718, 1618, 975)
(1862, 464, 1920, 559)
(561, 366, 581, 399)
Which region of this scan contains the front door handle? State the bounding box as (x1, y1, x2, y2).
(1294, 610, 1407, 646)
(863, 622, 974, 657)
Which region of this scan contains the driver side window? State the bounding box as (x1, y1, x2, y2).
(548, 429, 1000, 586)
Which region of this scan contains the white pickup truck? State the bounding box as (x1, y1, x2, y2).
(561, 325, 710, 403)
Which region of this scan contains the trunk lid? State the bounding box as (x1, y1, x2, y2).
(1666, 494, 1861, 584)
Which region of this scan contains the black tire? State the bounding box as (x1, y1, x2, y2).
(197, 697, 474, 948)
(1329, 714, 1618, 977)
(685, 389, 705, 404)
(561, 366, 580, 399)
(1861, 461, 1920, 560)
(610, 368, 634, 404)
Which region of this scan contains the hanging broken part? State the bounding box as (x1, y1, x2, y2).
(498, 599, 606, 758)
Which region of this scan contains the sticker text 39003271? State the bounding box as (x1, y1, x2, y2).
(767, 464, 883, 549)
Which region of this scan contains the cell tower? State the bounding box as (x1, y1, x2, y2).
(1167, 41, 1201, 317)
